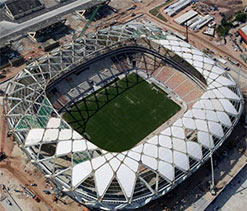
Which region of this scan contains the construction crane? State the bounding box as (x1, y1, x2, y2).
(74, 2, 105, 39)
(0, 97, 7, 161)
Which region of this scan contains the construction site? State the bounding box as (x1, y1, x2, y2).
(0, 0, 247, 210)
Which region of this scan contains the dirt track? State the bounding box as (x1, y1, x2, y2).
(0, 162, 63, 211)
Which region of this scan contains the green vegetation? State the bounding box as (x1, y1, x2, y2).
(235, 11, 247, 23)
(216, 10, 247, 37)
(216, 17, 232, 37)
(149, 0, 173, 22)
(63, 73, 180, 152)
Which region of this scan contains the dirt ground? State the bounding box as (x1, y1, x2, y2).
(0, 138, 87, 211)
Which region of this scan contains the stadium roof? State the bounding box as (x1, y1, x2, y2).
(4, 23, 244, 210)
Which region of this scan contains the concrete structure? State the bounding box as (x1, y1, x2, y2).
(174, 9, 198, 25)
(3, 24, 244, 210)
(0, 0, 108, 47)
(27, 19, 67, 42)
(203, 27, 215, 37)
(4, 0, 45, 20)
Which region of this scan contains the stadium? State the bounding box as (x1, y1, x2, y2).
(3, 23, 244, 210)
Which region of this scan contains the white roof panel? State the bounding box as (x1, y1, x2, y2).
(198, 131, 214, 149)
(211, 66, 224, 75)
(92, 156, 107, 170)
(109, 157, 121, 171)
(158, 161, 174, 181)
(183, 53, 193, 59)
(161, 128, 171, 136)
(192, 108, 206, 120)
(159, 147, 173, 163)
(182, 117, 196, 130)
(72, 161, 92, 187)
(59, 129, 72, 140)
(172, 138, 186, 153)
(124, 157, 139, 172)
(95, 163, 114, 196)
(72, 139, 87, 152)
(171, 126, 185, 139)
(25, 128, 44, 146)
(132, 144, 143, 153)
(218, 87, 240, 100)
(87, 141, 97, 150)
(216, 111, 232, 127)
(47, 118, 61, 128)
(193, 60, 203, 68)
(200, 100, 214, 110)
(147, 136, 158, 145)
(159, 135, 172, 148)
(143, 143, 158, 158)
(204, 57, 214, 65)
(195, 119, 208, 132)
(117, 164, 136, 198)
(193, 55, 203, 62)
(56, 140, 72, 156)
(208, 121, 224, 138)
(209, 72, 219, 80)
(43, 129, 59, 142)
(205, 110, 217, 122)
(211, 99, 224, 111)
(219, 99, 238, 116)
(217, 76, 235, 86)
(141, 154, 157, 170)
(173, 151, 189, 171)
(187, 141, 202, 160)
(72, 130, 82, 139)
(128, 151, 141, 161)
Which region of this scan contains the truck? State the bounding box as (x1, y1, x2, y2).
(20, 185, 40, 203)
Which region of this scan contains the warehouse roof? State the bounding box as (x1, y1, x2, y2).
(5, 0, 43, 16)
(174, 9, 198, 25)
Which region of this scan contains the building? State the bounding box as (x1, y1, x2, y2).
(27, 19, 67, 42)
(174, 9, 198, 25)
(41, 39, 60, 52)
(4, 24, 244, 210)
(0, 45, 24, 69)
(5, 0, 45, 20)
(238, 25, 247, 43)
(164, 0, 192, 17)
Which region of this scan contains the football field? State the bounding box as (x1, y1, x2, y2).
(63, 73, 180, 152)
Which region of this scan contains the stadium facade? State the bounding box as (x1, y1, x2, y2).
(4, 24, 244, 210)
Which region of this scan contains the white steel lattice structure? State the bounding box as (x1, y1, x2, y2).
(4, 24, 244, 210)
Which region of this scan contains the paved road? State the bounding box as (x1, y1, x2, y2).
(206, 165, 247, 211)
(0, 0, 102, 46)
(0, 196, 21, 211)
(0, 187, 22, 211)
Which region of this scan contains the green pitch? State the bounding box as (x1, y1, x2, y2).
(63, 73, 180, 152)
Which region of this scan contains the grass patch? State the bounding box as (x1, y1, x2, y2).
(63, 73, 180, 152)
